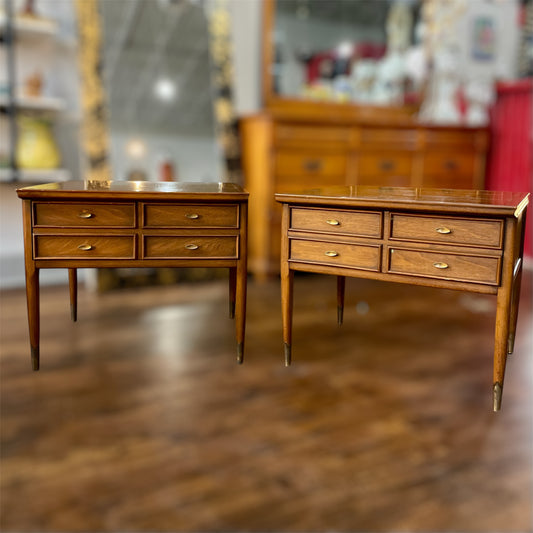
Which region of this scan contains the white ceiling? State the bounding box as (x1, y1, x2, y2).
(99, 0, 216, 137)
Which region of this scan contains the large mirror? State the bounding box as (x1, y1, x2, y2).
(98, 0, 223, 183)
(266, 0, 423, 108)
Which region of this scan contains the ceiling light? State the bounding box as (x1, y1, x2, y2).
(154, 78, 177, 101)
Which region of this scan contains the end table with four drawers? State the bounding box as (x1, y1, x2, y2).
(17, 180, 249, 369)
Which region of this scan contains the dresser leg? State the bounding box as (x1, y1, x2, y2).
(229, 267, 236, 319)
(25, 265, 40, 371)
(507, 266, 523, 355)
(493, 285, 512, 411)
(234, 263, 246, 364)
(69, 268, 78, 322)
(337, 276, 345, 325)
(281, 269, 293, 366)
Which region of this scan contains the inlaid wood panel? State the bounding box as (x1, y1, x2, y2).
(33, 202, 135, 228)
(34, 235, 135, 259)
(142, 235, 238, 259)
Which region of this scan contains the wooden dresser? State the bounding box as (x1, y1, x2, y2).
(241, 111, 489, 279)
(276, 186, 529, 411)
(17, 180, 249, 369)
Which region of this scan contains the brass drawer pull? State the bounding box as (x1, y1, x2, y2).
(78, 244, 93, 251)
(185, 244, 199, 250)
(325, 251, 339, 257)
(433, 262, 449, 269)
(380, 160, 394, 171)
(78, 211, 93, 219)
(303, 159, 322, 172)
(436, 227, 452, 234)
(326, 219, 340, 226)
(185, 213, 200, 219)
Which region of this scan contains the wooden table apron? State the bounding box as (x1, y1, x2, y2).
(275, 187, 529, 411)
(17, 181, 249, 369)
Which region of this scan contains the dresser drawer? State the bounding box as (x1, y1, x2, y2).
(290, 239, 381, 271)
(422, 152, 475, 177)
(275, 150, 347, 178)
(388, 248, 500, 285)
(33, 203, 135, 228)
(357, 153, 412, 177)
(274, 124, 353, 148)
(142, 236, 238, 259)
(143, 204, 238, 228)
(390, 214, 503, 248)
(360, 128, 417, 149)
(34, 235, 135, 259)
(291, 208, 382, 238)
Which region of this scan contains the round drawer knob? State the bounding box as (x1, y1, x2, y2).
(325, 251, 339, 257)
(436, 227, 452, 234)
(433, 262, 449, 269)
(326, 219, 340, 226)
(186, 213, 200, 219)
(78, 244, 93, 251)
(185, 244, 199, 250)
(78, 211, 93, 219)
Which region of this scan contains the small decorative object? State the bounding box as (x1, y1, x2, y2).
(471, 16, 495, 61)
(464, 77, 494, 126)
(24, 72, 43, 98)
(16, 115, 60, 169)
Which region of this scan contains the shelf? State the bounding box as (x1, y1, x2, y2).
(0, 14, 57, 39)
(0, 94, 65, 112)
(0, 168, 71, 183)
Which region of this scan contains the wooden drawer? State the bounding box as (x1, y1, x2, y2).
(142, 235, 238, 259)
(388, 247, 500, 285)
(275, 150, 347, 178)
(360, 128, 417, 149)
(291, 207, 382, 238)
(143, 204, 238, 228)
(357, 153, 412, 177)
(390, 214, 503, 248)
(33, 203, 135, 228)
(290, 239, 381, 271)
(422, 152, 475, 177)
(424, 130, 478, 148)
(274, 124, 353, 148)
(34, 235, 135, 259)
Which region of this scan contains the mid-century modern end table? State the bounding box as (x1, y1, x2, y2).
(276, 186, 529, 411)
(17, 180, 248, 369)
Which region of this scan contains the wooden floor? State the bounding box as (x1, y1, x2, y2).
(1, 271, 532, 532)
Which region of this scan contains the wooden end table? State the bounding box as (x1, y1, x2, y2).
(17, 180, 248, 369)
(276, 186, 529, 411)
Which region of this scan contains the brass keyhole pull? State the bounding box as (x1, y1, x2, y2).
(433, 262, 449, 269)
(436, 227, 452, 234)
(325, 251, 339, 257)
(380, 160, 394, 171)
(78, 244, 93, 251)
(78, 211, 93, 219)
(303, 159, 322, 172)
(185, 244, 199, 250)
(326, 219, 340, 226)
(186, 213, 200, 219)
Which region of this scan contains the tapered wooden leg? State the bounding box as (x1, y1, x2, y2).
(493, 285, 512, 411)
(235, 261, 247, 364)
(337, 275, 345, 325)
(229, 267, 236, 319)
(507, 266, 522, 354)
(69, 268, 78, 322)
(25, 264, 40, 371)
(281, 269, 294, 366)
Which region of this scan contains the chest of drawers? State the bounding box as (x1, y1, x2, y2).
(276, 186, 529, 411)
(17, 180, 249, 369)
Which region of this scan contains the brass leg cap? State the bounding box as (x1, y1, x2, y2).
(229, 301, 235, 319)
(31, 346, 39, 371)
(507, 333, 515, 355)
(493, 382, 503, 412)
(284, 343, 291, 366)
(70, 304, 77, 322)
(337, 306, 344, 326)
(236, 342, 244, 364)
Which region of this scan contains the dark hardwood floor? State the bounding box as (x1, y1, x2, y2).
(1, 270, 532, 532)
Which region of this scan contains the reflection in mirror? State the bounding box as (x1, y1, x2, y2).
(98, 0, 223, 182)
(272, 0, 422, 106)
